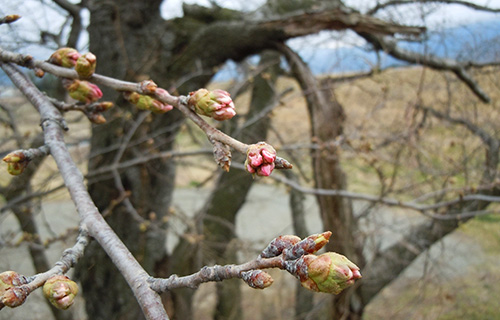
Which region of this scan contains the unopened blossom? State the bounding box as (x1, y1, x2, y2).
(260, 235, 301, 258)
(123, 92, 173, 113)
(1, 287, 28, 307)
(75, 52, 97, 78)
(241, 270, 274, 289)
(188, 88, 236, 121)
(43, 275, 78, 310)
(0, 271, 25, 296)
(64, 79, 103, 104)
(93, 101, 114, 113)
(49, 47, 81, 68)
(293, 253, 362, 295)
(284, 231, 332, 260)
(3, 151, 29, 175)
(245, 142, 276, 177)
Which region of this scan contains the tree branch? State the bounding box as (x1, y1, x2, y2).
(358, 33, 492, 102)
(0, 61, 169, 320)
(368, 0, 500, 15)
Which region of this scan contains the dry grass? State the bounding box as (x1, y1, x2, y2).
(1, 64, 500, 319)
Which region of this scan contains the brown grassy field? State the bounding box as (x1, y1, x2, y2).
(1, 65, 500, 319)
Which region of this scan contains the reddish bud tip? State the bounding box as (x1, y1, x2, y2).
(64, 80, 103, 104)
(3, 152, 29, 175)
(260, 235, 301, 258)
(241, 270, 274, 289)
(284, 231, 332, 260)
(245, 142, 277, 177)
(49, 48, 81, 68)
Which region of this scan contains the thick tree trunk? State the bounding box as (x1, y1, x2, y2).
(75, 1, 184, 319)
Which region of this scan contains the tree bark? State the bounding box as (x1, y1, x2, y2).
(278, 43, 365, 319)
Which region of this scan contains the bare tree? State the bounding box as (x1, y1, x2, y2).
(1, 0, 500, 319)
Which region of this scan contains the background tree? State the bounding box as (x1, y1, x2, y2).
(1, 0, 500, 319)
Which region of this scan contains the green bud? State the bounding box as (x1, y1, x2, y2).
(43, 275, 78, 310)
(75, 52, 97, 78)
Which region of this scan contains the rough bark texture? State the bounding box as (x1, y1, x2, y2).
(75, 1, 183, 319)
(279, 44, 365, 319)
(67, 0, 482, 318)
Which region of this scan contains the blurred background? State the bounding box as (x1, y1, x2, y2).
(1, 0, 500, 319)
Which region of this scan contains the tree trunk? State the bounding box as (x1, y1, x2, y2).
(279, 44, 365, 319)
(204, 51, 281, 320)
(75, 1, 184, 319)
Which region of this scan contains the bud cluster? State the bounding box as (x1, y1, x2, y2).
(245, 142, 277, 177)
(0, 271, 28, 308)
(260, 232, 361, 295)
(49, 48, 103, 105)
(187, 88, 236, 121)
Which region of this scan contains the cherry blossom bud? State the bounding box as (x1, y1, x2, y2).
(63, 79, 103, 104)
(245, 142, 277, 177)
(49, 48, 81, 68)
(3, 151, 29, 175)
(2, 15, 21, 24)
(93, 101, 114, 112)
(123, 92, 173, 113)
(34, 68, 45, 78)
(284, 231, 332, 260)
(88, 113, 107, 124)
(260, 235, 301, 258)
(43, 275, 78, 310)
(188, 88, 236, 121)
(241, 270, 274, 289)
(75, 52, 97, 78)
(1, 287, 28, 307)
(290, 253, 361, 295)
(0, 271, 26, 296)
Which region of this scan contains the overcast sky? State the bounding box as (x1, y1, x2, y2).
(1, 0, 499, 56)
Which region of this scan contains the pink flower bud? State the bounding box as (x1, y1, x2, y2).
(75, 52, 97, 78)
(245, 142, 277, 177)
(241, 270, 274, 289)
(188, 88, 236, 121)
(3, 151, 29, 175)
(260, 235, 301, 258)
(63, 79, 103, 104)
(43, 275, 78, 310)
(49, 48, 81, 68)
(293, 253, 362, 295)
(284, 231, 332, 260)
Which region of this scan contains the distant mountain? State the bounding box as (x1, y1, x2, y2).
(297, 18, 500, 76)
